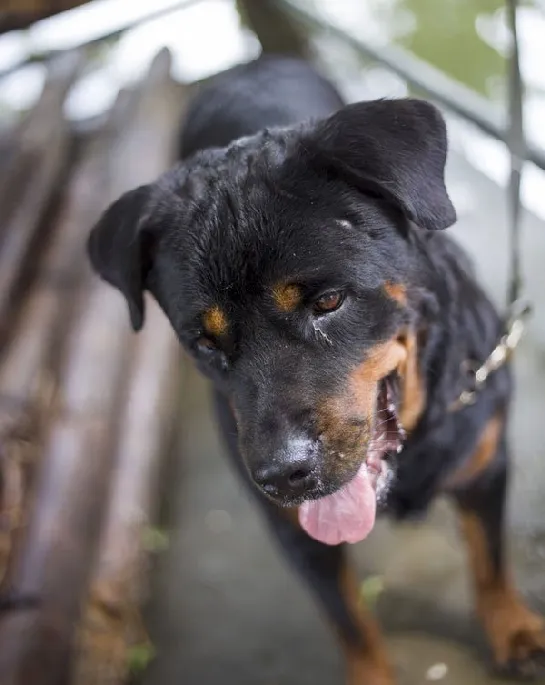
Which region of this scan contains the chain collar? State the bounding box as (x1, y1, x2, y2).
(449, 300, 532, 412)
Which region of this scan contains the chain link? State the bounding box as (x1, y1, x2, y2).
(449, 301, 532, 411)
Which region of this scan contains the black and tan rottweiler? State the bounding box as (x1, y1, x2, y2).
(88, 56, 545, 683)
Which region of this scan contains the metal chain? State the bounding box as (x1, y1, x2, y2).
(449, 302, 531, 411)
(450, 0, 532, 412)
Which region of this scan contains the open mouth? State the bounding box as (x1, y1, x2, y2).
(299, 374, 405, 546)
(366, 374, 405, 494)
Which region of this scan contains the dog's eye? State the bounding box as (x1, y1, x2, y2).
(195, 336, 229, 372)
(196, 336, 217, 353)
(313, 291, 345, 315)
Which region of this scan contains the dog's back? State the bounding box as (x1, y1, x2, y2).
(180, 55, 344, 157)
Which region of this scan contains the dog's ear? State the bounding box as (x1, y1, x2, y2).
(307, 99, 456, 230)
(87, 183, 164, 331)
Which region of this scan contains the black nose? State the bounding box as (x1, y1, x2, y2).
(253, 437, 318, 499)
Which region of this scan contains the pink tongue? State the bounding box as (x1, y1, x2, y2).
(298, 464, 376, 545)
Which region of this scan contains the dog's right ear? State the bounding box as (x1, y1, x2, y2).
(87, 184, 162, 332)
(302, 99, 456, 231)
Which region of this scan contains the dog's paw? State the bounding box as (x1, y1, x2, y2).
(487, 603, 545, 680)
(493, 629, 545, 680)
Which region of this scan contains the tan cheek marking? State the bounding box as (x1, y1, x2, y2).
(317, 340, 406, 463)
(445, 414, 503, 489)
(272, 283, 302, 312)
(320, 334, 425, 449)
(397, 333, 426, 432)
(317, 402, 371, 469)
(384, 281, 407, 306)
(202, 305, 228, 337)
(347, 338, 406, 422)
(356, 340, 407, 383)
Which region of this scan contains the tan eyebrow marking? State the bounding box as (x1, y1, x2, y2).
(384, 281, 407, 306)
(202, 305, 228, 337)
(272, 283, 302, 312)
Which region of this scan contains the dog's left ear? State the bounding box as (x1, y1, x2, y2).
(87, 183, 167, 332)
(307, 98, 456, 230)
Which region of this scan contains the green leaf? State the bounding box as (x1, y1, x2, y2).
(127, 643, 156, 674)
(359, 575, 385, 607)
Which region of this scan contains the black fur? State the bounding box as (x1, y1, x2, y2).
(87, 55, 544, 681)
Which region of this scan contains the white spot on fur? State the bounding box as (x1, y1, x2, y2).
(312, 320, 333, 345)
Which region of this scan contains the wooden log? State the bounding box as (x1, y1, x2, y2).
(0, 129, 17, 179)
(0, 89, 133, 593)
(72, 50, 186, 685)
(0, 49, 83, 353)
(73, 297, 182, 685)
(0, 48, 184, 685)
(0, 0, 201, 82)
(0, 285, 135, 685)
(0, 87, 133, 682)
(0, 2, 88, 34)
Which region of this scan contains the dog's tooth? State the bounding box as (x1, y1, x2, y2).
(397, 444, 403, 454)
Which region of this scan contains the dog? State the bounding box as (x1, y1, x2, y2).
(87, 55, 545, 683)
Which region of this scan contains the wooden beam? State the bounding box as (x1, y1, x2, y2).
(0, 50, 83, 354)
(73, 51, 187, 685)
(0, 3, 88, 34)
(0, 86, 133, 597)
(0, 49, 184, 685)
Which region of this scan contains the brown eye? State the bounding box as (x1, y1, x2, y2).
(313, 291, 344, 315)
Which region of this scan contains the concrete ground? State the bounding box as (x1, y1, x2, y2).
(143, 151, 545, 685)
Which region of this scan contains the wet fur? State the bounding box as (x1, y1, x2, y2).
(87, 55, 545, 682)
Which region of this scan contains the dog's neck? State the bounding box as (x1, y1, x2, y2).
(409, 228, 503, 430)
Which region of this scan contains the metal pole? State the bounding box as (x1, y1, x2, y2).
(505, 0, 525, 307)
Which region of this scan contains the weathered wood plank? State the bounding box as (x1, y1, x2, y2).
(0, 89, 132, 594)
(0, 48, 184, 685)
(0, 50, 83, 353)
(73, 51, 186, 685)
(0, 2, 88, 34)
(73, 297, 182, 685)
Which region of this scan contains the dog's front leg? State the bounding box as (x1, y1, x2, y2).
(450, 418, 545, 679)
(266, 507, 394, 685)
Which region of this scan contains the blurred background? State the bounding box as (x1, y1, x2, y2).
(0, 1, 545, 684)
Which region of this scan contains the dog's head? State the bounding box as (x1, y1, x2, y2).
(88, 98, 455, 522)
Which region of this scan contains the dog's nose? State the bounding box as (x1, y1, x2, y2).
(253, 437, 318, 499)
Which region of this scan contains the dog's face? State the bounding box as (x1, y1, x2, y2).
(88, 99, 455, 515)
